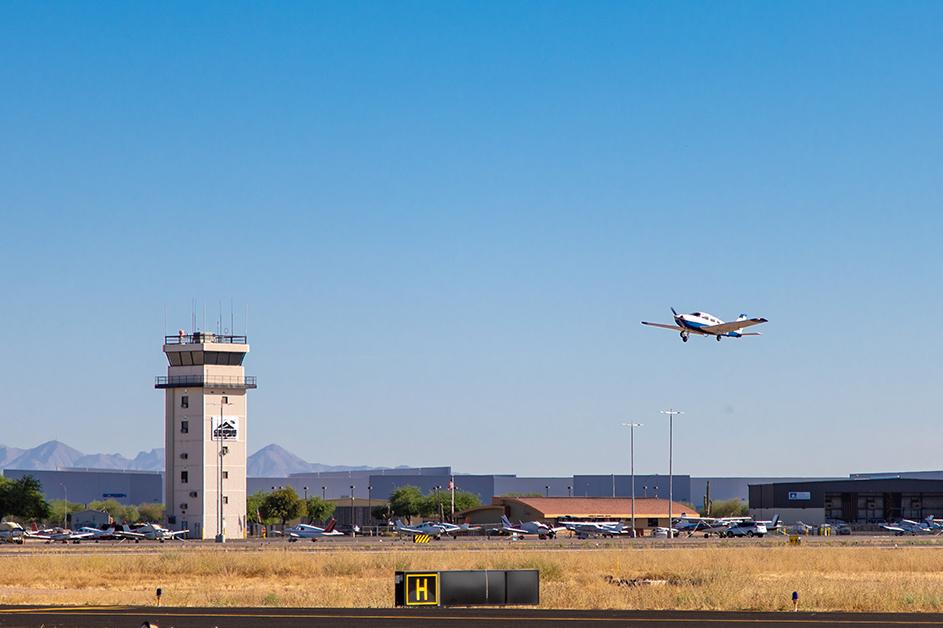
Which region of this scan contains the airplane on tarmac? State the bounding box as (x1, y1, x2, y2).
(127, 523, 188, 541)
(881, 516, 941, 535)
(284, 519, 343, 541)
(674, 515, 752, 537)
(642, 308, 768, 343)
(393, 520, 481, 539)
(25, 525, 95, 543)
(675, 514, 781, 538)
(560, 520, 630, 538)
(499, 515, 567, 539)
(0, 522, 25, 544)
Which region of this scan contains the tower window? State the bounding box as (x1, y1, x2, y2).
(180, 452, 188, 460)
(223, 496, 229, 504)
(222, 471, 229, 479)
(181, 471, 189, 484)
(189, 491, 198, 498)
(181, 395, 189, 408)
(221, 396, 229, 404)
(180, 420, 189, 434)
(180, 503, 188, 510)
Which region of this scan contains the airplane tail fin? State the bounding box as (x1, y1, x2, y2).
(324, 518, 336, 533)
(501, 515, 512, 527)
(772, 514, 780, 528)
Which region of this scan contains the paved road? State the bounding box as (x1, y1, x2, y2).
(1, 606, 942, 627)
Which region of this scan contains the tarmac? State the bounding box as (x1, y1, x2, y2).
(2, 606, 943, 627)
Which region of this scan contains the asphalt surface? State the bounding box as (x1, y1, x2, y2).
(1, 607, 943, 628)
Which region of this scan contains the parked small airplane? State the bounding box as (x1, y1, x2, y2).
(674, 515, 751, 537)
(25, 525, 94, 543)
(560, 520, 630, 538)
(284, 518, 343, 541)
(128, 523, 188, 541)
(881, 516, 941, 535)
(642, 308, 768, 342)
(0, 522, 25, 544)
(393, 520, 480, 539)
(499, 515, 567, 539)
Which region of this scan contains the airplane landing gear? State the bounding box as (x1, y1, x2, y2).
(680, 332, 688, 343)
(716, 335, 721, 342)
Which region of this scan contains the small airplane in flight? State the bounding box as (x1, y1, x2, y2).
(284, 518, 343, 541)
(642, 308, 768, 342)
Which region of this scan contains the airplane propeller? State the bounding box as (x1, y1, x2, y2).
(670, 307, 678, 316)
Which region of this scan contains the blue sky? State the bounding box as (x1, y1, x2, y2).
(2, 2, 941, 476)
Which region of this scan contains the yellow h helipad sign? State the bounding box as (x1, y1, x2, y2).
(404, 572, 439, 606)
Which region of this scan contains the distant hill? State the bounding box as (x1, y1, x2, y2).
(0, 441, 390, 477)
(0, 440, 165, 473)
(246, 443, 382, 477)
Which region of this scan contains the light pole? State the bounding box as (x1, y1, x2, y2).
(321, 486, 326, 500)
(350, 485, 355, 535)
(567, 485, 571, 497)
(545, 485, 549, 497)
(621, 422, 643, 537)
(368, 485, 373, 534)
(60, 483, 67, 529)
(660, 409, 683, 538)
(303, 486, 308, 501)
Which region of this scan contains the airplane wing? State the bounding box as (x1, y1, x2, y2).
(703, 318, 768, 335)
(502, 525, 532, 535)
(881, 524, 905, 533)
(641, 321, 684, 331)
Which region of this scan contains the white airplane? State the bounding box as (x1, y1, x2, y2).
(0, 522, 25, 544)
(643, 308, 768, 343)
(393, 520, 480, 539)
(285, 518, 343, 541)
(674, 515, 752, 537)
(561, 520, 630, 538)
(499, 515, 567, 539)
(128, 523, 188, 541)
(882, 516, 940, 535)
(25, 525, 94, 543)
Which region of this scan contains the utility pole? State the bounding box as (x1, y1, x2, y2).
(660, 409, 683, 539)
(449, 477, 455, 522)
(622, 422, 642, 537)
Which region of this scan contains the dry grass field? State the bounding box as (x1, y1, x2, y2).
(4, 542, 943, 612)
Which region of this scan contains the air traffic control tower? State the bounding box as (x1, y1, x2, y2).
(156, 331, 256, 540)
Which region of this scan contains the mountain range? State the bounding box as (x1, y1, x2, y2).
(0, 441, 391, 477)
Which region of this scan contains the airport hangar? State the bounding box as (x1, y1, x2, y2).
(749, 477, 943, 525)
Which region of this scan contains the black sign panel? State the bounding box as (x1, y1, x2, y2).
(395, 570, 538, 607)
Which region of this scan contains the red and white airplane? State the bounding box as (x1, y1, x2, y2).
(643, 308, 768, 343)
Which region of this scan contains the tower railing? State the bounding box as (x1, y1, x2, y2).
(164, 333, 248, 345)
(155, 375, 257, 389)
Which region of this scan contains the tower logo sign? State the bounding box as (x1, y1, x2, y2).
(212, 416, 239, 440)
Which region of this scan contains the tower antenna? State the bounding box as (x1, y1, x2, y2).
(230, 299, 234, 338)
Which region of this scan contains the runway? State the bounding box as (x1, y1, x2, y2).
(1, 606, 942, 627)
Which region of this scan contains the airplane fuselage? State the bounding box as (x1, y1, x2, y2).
(674, 312, 745, 338)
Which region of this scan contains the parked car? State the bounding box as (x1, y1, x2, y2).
(723, 520, 768, 538)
